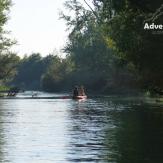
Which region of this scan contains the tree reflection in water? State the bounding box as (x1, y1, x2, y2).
(104, 102, 163, 163)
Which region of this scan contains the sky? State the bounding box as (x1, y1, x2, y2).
(6, 0, 69, 57)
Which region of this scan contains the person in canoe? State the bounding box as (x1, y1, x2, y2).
(79, 85, 86, 96)
(73, 86, 79, 98)
(73, 85, 87, 99)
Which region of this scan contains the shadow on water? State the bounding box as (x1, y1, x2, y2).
(67, 97, 163, 163)
(102, 98, 163, 163)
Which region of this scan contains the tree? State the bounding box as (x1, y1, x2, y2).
(0, 53, 20, 81)
(0, 0, 19, 83)
(14, 53, 45, 89)
(41, 56, 74, 91)
(94, 0, 163, 91)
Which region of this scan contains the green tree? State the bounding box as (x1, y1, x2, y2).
(14, 53, 45, 89)
(59, 0, 135, 93)
(0, 0, 19, 83)
(41, 56, 74, 91)
(0, 53, 20, 82)
(94, 0, 163, 91)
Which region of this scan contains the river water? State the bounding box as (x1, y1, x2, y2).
(0, 92, 163, 163)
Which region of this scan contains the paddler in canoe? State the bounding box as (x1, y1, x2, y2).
(79, 85, 86, 96)
(73, 86, 79, 97)
(72, 85, 87, 99)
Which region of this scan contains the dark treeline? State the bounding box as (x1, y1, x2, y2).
(12, 53, 72, 91)
(0, 0, 163, 94)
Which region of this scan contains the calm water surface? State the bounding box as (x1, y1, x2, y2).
(0, 92, 163, 163)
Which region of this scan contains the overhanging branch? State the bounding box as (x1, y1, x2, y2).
(83, 0, 99, 20)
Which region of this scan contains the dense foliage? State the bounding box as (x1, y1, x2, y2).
(13, 53, 61, 90)
(1, 0, 163, 94)
(96, 0, 163, 92)
(0, 0, 19, 84)
(55, 0, 163, 93)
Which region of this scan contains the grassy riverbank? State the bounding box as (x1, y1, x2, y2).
(0, 85, 10, 91)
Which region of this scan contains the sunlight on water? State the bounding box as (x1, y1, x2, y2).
(0, 92, 163, 162)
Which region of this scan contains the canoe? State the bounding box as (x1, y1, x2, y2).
(0, 95, 87, 100)
(72, 95, 87, 100)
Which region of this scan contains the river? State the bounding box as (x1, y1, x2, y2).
(0, 92, 163, 163)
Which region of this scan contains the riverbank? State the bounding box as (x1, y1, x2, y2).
(0, 85, 10, 91)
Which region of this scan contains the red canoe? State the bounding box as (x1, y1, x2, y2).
(72, 95, 87, 99)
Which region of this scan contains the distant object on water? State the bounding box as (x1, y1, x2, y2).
(72, 85, 87, 100)
(32, 92, 38, 97)
(72, 95, 87, 100)
(7, 87, 20, 97)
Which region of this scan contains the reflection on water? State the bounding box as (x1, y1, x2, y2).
(0, 93, 163, 162)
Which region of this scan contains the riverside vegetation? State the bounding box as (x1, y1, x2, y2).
(0, 0, 163, 95)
